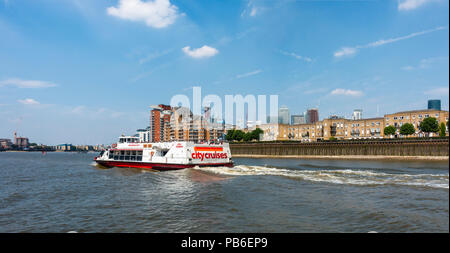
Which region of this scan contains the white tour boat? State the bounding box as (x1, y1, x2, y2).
(94, 136, 233, 170)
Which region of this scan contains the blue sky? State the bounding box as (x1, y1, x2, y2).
(0, 0, 449, 145)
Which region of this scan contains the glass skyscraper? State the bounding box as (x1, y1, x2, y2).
(278, 106, 290, 125)
(428, 100, 441, 110)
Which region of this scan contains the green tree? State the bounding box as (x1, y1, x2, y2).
(225, 129, 235, 141)
(251, 128, 264, 141)
(440, 122, 446, 137)
(243, 132, 252, 142)
(232, 130, 245, 141)
(400, 123, 415, 136)
(384, 125, 396, 136)
(420, 117, 439, 136)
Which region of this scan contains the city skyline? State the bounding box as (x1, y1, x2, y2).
(0, 0, 449, 145)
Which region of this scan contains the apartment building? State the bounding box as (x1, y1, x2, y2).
(384, 109, 449, 137)
(260, 109, 448, 142)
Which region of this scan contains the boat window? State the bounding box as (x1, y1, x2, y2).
(109, 149, 143, 161)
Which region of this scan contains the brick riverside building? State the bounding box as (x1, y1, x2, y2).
(260, 109, 449, 142)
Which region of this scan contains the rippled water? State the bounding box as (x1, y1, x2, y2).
(0, 152, 448, 232)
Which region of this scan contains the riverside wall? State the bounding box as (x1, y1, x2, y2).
(229, 139, 449, 158)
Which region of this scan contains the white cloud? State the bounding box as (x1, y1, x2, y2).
(242, 0, 260, 17)
(424, 87, 449, 96)
(334, 26, 447, 58)
(0, 78, 57, 88)
(107, 0, 179, 29)
(236, 69, 262, 79)
(402, 66, 415, 71)
(398, 0, 435, 11)
(182, 45, 219, 59)
(330, 89, 363, 97)
(333, 47, 358, 58)
(18, 98, 40, 105)
(402, 56, 448, 70)
(280, 50, 313, 62)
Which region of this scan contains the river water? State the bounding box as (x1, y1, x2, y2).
(0, 152, 448, 232)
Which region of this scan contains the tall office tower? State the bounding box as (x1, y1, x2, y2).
(306, 108, 319, 124)
(428, 99, 441, 111)
(352, 109, 363, 120)
(278, 105, 290, 125)
(291, 114, 306, 125)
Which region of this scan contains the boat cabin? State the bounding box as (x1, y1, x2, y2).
(118, 136, 139, 143)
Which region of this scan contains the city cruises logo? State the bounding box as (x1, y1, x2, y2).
(191, 152, 227, 161)
(170, 86, 279, 130)
(192, 146, 227, 160)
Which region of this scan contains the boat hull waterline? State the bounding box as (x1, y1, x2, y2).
(95, 160, 234, 170)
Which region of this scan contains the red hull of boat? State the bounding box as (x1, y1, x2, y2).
(95, 160, 234, 171)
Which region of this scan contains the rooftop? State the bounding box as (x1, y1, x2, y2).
(385, 109, 448, 115)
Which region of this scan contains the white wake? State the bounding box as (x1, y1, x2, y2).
(193, 165, 449, 189)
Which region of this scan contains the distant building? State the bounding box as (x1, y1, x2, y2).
(55, 144, 74, 151)
(329, 115, 345, 120)
(14, 132, 29, 149)
(266, 115, 278, 124)
(278, 106, 290, 125)
(428, 100, 441, 111)
(137, 127, 151, 143)
(291, 114, 305, 125)
(352, 109, 363, 120)
(168, 106, 225, 143)
(0, 139, 12, 149)
(306, 108, 319, 124)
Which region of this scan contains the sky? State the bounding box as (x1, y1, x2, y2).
(0, 0, 449, 145)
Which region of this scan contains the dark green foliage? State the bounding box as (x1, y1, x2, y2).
(384, 125, 396, 136)
(251, 128, 264, 141)
(226, 128, 264, 142)
(225, 129, 235, 141)
(420, 117, 439, 134)
(232, 130, 245, 141)
(400, 123, 415, 136)
(440, 122, 446, 137)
